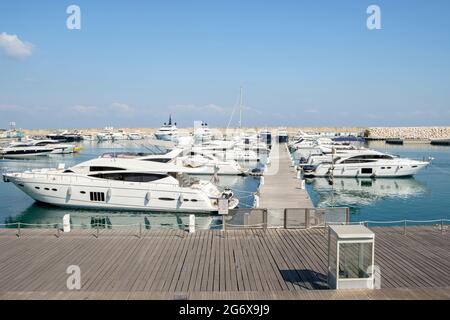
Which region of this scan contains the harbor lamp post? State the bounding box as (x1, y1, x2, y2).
(327, 225, 375, 289)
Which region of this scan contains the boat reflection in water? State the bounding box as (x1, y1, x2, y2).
(308, 177, 428, 207)
(3, 202, 223, 230)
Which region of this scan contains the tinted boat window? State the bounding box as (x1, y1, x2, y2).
(90, 172, 168, 183)
(89, 166, 126, 172)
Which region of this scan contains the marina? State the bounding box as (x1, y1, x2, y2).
(1, 1, 450, 305)
(1, 128, 449, 300)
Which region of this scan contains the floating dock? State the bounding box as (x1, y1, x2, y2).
(258, 143, 313, 209)
(0, 226, 448, 300)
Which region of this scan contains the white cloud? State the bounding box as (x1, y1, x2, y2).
(0, 32, 34, 59)
(69, 105, 99, 114)
(110, 102, 134, 114)
(0, 104, 25, 111)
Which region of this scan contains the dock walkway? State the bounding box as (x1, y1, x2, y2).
(0, 226, 448, 299)
(259, 142, 312, 208)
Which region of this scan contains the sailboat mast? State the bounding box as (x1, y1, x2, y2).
(239, 86, 243, 129)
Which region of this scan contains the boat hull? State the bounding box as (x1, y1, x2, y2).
(4, 172, 239, 213)
(304, 162, 428, 178)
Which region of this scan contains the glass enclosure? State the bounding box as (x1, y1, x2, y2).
(338, 242, 373, 279)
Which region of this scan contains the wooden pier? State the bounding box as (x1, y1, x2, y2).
(259, 143, 313, 208)
(0, 226, 448, 300)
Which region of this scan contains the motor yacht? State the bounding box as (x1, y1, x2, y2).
(194, 121, 212, 143)
(127, 132, 144, 140)
(22, 139, 77, 154)
(302, 151, 429, 178)
(154, 116, 178, 142)
(102, 148, 248, 175)
(2, 157, 239, 213)
(0, 143, 54, 158)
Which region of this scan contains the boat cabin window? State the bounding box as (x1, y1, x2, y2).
(90, 172, 168, 183)
(142, 158, 172, 163)
(89, 166, 126, 172)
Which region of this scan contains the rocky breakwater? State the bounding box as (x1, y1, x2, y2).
(368, 127, 450, 140)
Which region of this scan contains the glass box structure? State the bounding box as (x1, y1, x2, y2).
(327, 225, 375, 289)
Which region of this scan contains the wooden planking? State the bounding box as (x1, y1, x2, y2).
(259, 142, 313, 209)
(0, 227, 448, 300)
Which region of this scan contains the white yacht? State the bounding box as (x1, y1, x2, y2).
(192, 140, 262, 161)
(127, 132, 144, 140)
(194, 121, 212, 143)
(102, 149, 248, 175)
(302, 151, 429, 178)
(2, 157, 239, 213)
(24, 140, 77, 154)
(154, 116, 178, 142)
(174, 152, 247, 175)
(0, 143, 54, 158)
(96, 129, 114, 141)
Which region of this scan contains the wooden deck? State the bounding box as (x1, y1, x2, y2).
(0, 226, 448, 299)
(259, 142, 313, 208)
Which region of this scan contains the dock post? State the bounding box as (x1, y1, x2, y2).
(404, 220, 407, 235)
(96, 226, 99, 238)
(263, 209, 268, 230)
(139, 223, 142, 238)
(57, 225, 60, 238)
(283, 209, 287, 229)
(441, 219, 444, 234)
(222, 215, 226, 231)
(305, 209, 310, 229)
(17, 222, 21, 238)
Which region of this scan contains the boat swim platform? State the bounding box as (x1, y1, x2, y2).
(0, 226, 448, 300)
(258, 142, 313, 209)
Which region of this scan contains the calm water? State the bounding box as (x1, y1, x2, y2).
(1, 140, 449, 228)
(306, 141, 450, 222)
(0, 140, 260, 229)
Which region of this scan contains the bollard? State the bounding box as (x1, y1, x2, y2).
(96, 226, 99, 238)
(254, 194, 260, 208)
(403, 220, 407, 235)
(17, 222, 21, 238)
(139, 222, 142, 238)
(63, 214, 70, 232)
(189, 214, 196, 233)
(441, 219, 444, 235)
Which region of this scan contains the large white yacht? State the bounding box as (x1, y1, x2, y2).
(154, 116, 178, 142)
(0, 143, 54, 158)
(302, 151, 429, 178)
(2, 157, 239, 213)
(24, 140, 77, 154)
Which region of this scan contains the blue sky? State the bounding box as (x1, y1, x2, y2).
(1, 0, 450, 129)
